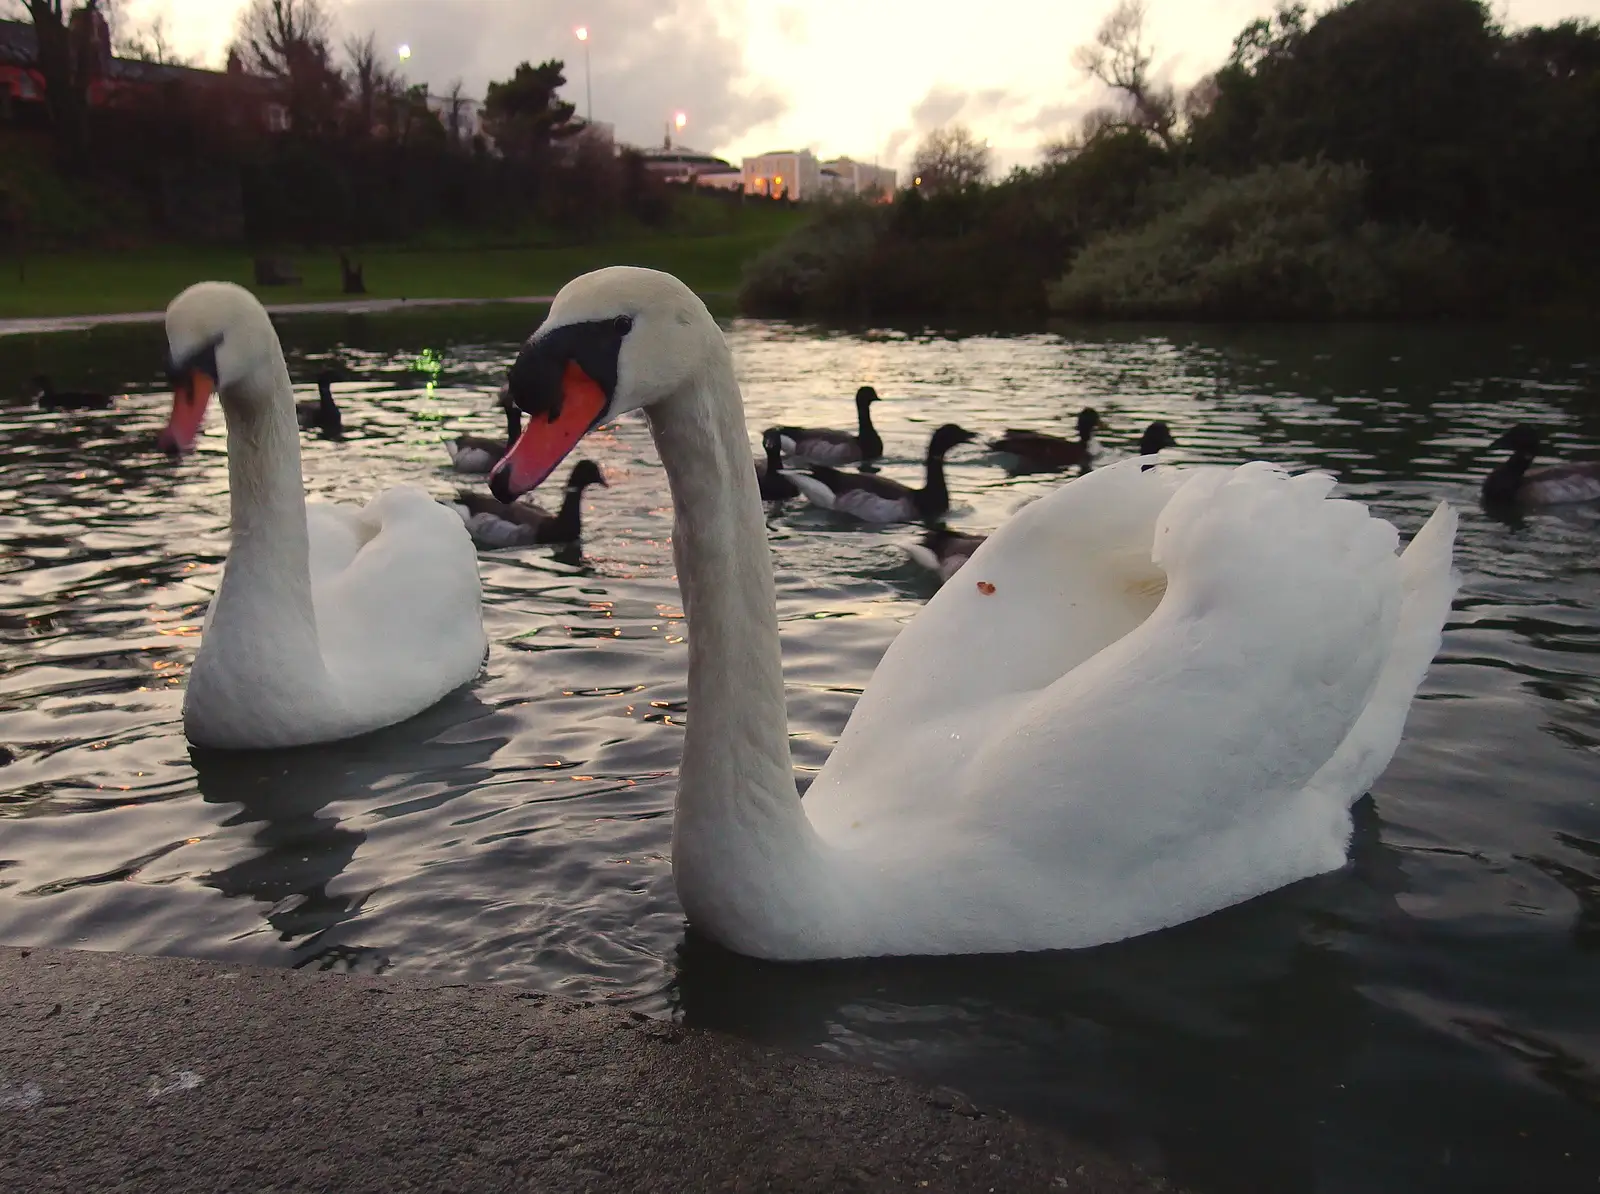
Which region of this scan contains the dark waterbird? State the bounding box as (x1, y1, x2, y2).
(31, 374, 113, 411)
(792, 423, 976, 524)
(295, 369, 343, 436)
(1482, 424, 1600, 507)
(989, 407, 1101, 471)
(446, 385, 523, 474)
(775, 385, 884, 465)
(754, 428, 798, 500)
(448, 459, 607, 548)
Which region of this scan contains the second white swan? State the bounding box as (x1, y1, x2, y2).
(488, 266, 1458, 961)
(160, 281, 486, 750)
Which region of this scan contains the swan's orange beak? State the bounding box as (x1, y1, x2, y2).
(489, 361, 607, 501)
(158, 371, 214, 457)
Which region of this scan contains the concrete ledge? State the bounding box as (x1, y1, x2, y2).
(0, 946, 1173, 1193)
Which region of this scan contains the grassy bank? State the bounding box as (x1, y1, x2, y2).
(0, 209, 804, 319)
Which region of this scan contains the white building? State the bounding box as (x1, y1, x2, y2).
(638, 144, 735, 184)
(821, 157, 897, 202)
(741, 150, 821, 201)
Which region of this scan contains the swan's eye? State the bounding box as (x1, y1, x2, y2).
(614, 315, 634, 335)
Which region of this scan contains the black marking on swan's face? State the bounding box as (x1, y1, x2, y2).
(165, 336, 222, 389)
(505, 316, 631, 424)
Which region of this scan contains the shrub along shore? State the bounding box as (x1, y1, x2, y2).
(739, 0, 1600, 323)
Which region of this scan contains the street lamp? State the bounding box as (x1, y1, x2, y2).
(397, 43, 411, 62)
(574, 27, 591, 123)
(666, 110, 686, 149)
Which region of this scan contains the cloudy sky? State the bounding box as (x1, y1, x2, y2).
(118, 0, 1600, 173)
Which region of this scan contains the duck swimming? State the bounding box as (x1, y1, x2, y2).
(445, 386, 523, 473)
(776, 386, 884, 465)
(790, 423, 976, 524)
(1482, 424, 1600, 506)
(450, 459, 607, 548)
(988, 407, 1101, 471)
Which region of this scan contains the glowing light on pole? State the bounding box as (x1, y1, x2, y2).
(574, 27, 592, 123)
(397, 43, 411, 61)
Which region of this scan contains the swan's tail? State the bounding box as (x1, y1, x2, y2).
(1303, 500, 1459, 806)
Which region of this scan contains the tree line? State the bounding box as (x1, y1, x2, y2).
(4, 0, 677, 249)
(743, 0, 1600, 321)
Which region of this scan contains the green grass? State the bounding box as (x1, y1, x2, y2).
(0, 208, 806, 320)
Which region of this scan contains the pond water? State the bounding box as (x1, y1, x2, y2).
(1, 308, 1598, 1194)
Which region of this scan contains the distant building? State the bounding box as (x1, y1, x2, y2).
(741, 149, 820, 201)
(821, 157, 897, 202)
(0, 11, 278, 128)
(637, 143, 734, 184)
(694, 168, 744, 191)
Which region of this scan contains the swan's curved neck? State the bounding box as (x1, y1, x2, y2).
(646, 334, 826, 946)
(205, 353, 325, 685)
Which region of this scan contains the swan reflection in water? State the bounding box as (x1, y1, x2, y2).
(190, 690, 505, 972)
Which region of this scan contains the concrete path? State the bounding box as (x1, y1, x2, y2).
(0, 945, 1173, 1193)
(0, 295, 558, 338)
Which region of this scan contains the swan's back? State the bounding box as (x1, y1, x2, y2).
(802, 459, 1457, 954)
(312, 485, 486, 735)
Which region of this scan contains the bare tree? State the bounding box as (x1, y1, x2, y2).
(442, 79, 469, 143)
(117, 11, 185, 65)
(343, 31, 399, 136)
(232, 0, 330, 77)
(231, 0, 344, 133)
(911, 125, 991, 194)
(1072, 0, 1177, 149)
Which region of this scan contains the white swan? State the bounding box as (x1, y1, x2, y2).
(488, 266, 1459, 961)
(159, 281, 487, 750)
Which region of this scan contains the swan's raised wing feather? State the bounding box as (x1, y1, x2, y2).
(312, 485, 486, 722)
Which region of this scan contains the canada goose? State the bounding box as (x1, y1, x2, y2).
(32, 374, 112, 411)
(754, 428, 798, 500)
(790, 423, 977, 524)
(295, 369, 343, 436)
(1482, 424, 1600, 506)
(445, 386, 522, 473)
(776, 386, 883, 465)
(449, 459, 608, 548)
(989, 407, 1101, 470)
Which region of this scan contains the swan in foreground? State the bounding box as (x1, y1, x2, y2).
(159, 281, 486, 749)
(989, 407, 1102, 470)
(448, 459, 607, 548)
(789, 423, 976, 524)
(754, 428, 799, 501)
(445, 387, 522, 473)
(295, 369, 343, 436)
(776, 385, 883, 465)
(1482, 424, 1600, 506)
(489, 266, 1458, 961)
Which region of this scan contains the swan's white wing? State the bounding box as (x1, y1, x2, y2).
(311, 485, 486, 726)
(808, 461, 1455, 951)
